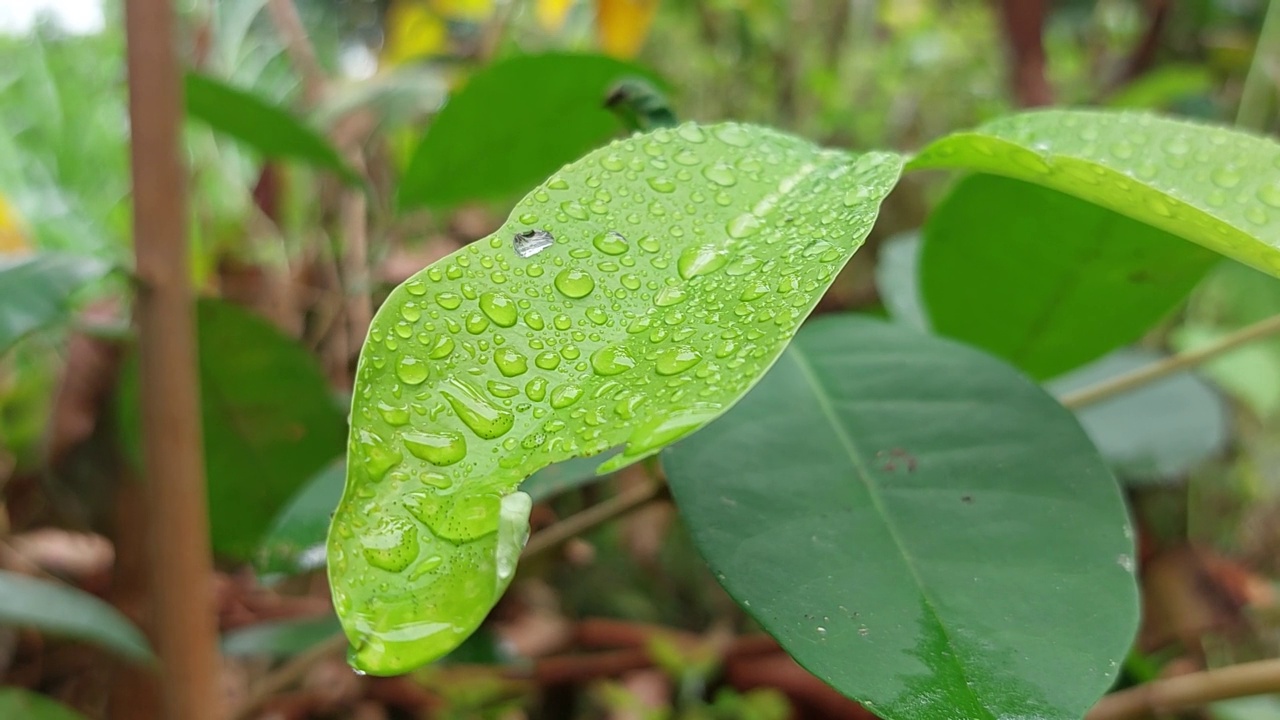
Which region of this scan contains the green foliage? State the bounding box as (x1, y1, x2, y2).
(222, 614, 342, 658)
(119, 299, 345, 559)
(0, 253, 110, 353)
(920, 174, 1218, 379)
(184, 72, 360, 184)
(256, 459, 347, 574)
(0, 689, 88, 720)
(330, 122, 902, 675)
(665, 315, 1138, 720)
(396, 53, 666, 210)
(0, 569, 151, 663)
(908, 110, 1280, 278)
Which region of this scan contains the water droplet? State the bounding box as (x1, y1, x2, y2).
(647, 176, 676, 193)
(725, 255, 762, 276)
(427, 335, 455, 359)
(561, 344, 581, 360)
(554, 268, 596, 298)
(535, 351, 561, 370)
(525, 311, 545, 330)
(701, 164, 737, 187)
(550, 383, 584, 409)
(674, 149, 699, 166)
(740, 282, 769, 301)
(1210, 167, 1241, 189)
(586, 307, 609, 325)
(560, 201, 589, 220)
(442, 377, 515, 439)
(553, 314, 572, 331)
(400, 303, 422, 323)
(637, 235, 661, 253)
(1258, 181, 1280, 209)
(713, 124, 752, 147)
(377, 401, 411, 426)
(726, 213, 762, 239)
(396, 357, 429, 385)
(678, 244, 730, 280)
(487, 380, 520, 399)
(465, 312, 490, 334)
(622, 403, 722, 456)
(513, 229, 555, 258)
(601, 153, 625, 172)
(654, 286, 688, 306)
(525, 377, 548, 402)
(1109, 141, 1134, 160)
(620, 273, 642, 290)
(435, 292, 462, 310)
(479, 292, 518, 327)
(677, 124, 706, 143)
(361, 516, 418, 572)
(590, 345, 637, 376)
(403, 430, 467, 465)
(356, 429, 401, 480)
(517, 212, 538, 224)
(494, 348, 529, 377)
(592, 231, 629, 255)
(405, 279, 427, 296)
(655, 346, 703, 375)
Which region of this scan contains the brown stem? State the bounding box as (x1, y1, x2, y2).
(522, 479, 666, 559)
(1087, 658, 1280, 720)
(994, 0, 1054, 107)
(123, 0, 221, 718)
(266, 0, 325, 105)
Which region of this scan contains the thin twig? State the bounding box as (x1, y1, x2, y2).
(1060, 314, 1280, 410)
(1087, 658, 1280, 720)
(523, 478, 665, 559)
(1237, 0, 1280, 131)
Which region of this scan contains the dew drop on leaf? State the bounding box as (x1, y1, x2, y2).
(402, 430, 467, 465)
(513, 229, 554, 258)
(442, 377, 515, 439)
(554, 269, 596, 298)
(590, 345, 637, 377)
(396, 357, 429, 385)
(592, 231, 630, 255)
(655, 346, 703, 376)
(479, 292, 518, 327)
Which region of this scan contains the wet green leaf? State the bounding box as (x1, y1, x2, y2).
(921, 174, 1217, 379)
(0, 689, 88, 720)
(119, 299, 346, 559)
(396, 53, 665, 210)
(0, 570, 152, 663)
(329, 122, 903, 675)
(908, 110, 1280, 277)
(0, 253, 109, 353)
(665, 316, 1138, 720)
(184, 72, 360, 185)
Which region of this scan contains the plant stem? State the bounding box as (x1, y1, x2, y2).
(523, 478, 666, 559)
(1087, 658, 1280, 720)
(123, 0, 221, 718)
(1060, 314, 1280, 410)
(1237, 0, 1280, 131)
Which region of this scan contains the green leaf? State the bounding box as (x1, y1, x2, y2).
(256, 459, 347, 575)
(920, 174, 1218, 378)
(222, 614, 342, 658)
(0, 689, 89, 720)
(1048, 349, 1230, 483)
(664, 315, 1138, 720)
(184, 72, 360, 185)
(396, 53, 665, 211)
(119, 299, 346, 559)
(518, 453, 616, 502)
(329, 123, 903, 675)
(0, 570, 152, 663)
(0, 253, 109, 353)
(908, 110, 1280, 277)
(873, 232, 928, 331)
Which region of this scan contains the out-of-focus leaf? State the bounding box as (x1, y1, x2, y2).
(119, 299, 346, 559)
(222, 614, 341, 658)
(873, 231, 928, 330)
(537, 0, 577, 29)
(920, 174, 1217, 379)
(0, 689, 88, 720)
(382, 1, 449, 66)
(313, 67, 448, 131)
(257, 460, 347, 574)
(519, 453, 617, 502)
(595, 0, 660, 58)
(0, 570, 151, 662)
(396, 53, 665, 210)
(0, 194, 29, 254)
(183, 72, 360, 185)
(1049, 349, 1230, 483)
(0, 253, 110, 354)
(1106, 65, 1214, 110)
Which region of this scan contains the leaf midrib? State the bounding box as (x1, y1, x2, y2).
(788, 344, 994, 719)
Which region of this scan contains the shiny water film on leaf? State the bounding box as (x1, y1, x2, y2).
(665, 316, 1139, 720)
(328, 122, 903, 675)
(908, 109, 1280, 277)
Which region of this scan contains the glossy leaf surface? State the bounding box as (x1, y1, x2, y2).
(0, 570, 151, 663)
(665, 316, 1138, 720)
(921, 174, 1217, 378)
(330, 123, 903, 675)
(909, 110, 1280, 277)
(0, 253, 108, 353)
(396, 53, 664, 210)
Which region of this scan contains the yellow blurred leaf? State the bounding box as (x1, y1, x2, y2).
(536, 0, 576, 31)
(429, 0, 494, 22)
(595, 0, 659, 59)
(0, 196, 30, 256)
(382, 1, 449, 66)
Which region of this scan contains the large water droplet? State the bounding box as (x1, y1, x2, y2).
(592, 231, 630, 255)
(726, 213, 762, 239)
(361, 516, 419, 573)
(427, 335, 455, 360)
(396, 357, 429, 385)
(701, 164, 737, 187)
(377, 401, 411, 426)
(493, 348, 529, 377)
(654, 285, 688, 306)
(549, 383, 584, 409)
(554, 268, 596, 298)
(534, 351, 561, 370)
(525, 377, 548, 402)
(514, 229, 555, 258)
(647, 176, 676, 193)
(435, 292, 462, 310)
(655, 346, 703, 375)
(678, 244, 730, 280)
(479, 292, 518, 327)
(403, 430, 467, 465)
(1258, 182, 1280, 209)
(356, 429, 401, 480)
(525, 311, 545, 330)
(560, 200, 589, 220)
(443, 377, 515, 439)
(713, 125, 752, 147)
(590, 345, 637, 376)
(465, 312, 490, 334)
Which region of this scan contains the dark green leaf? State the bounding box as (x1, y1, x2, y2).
(0, 689, 88, 720)
(665, 315, 1138, 720)
(519, 453, 616, 502)
(256, 459, 347, 575)
(396, 53, 665, 210)
(0, 253, 109, 353)
(184, 72, 360, 185)
(921, 174, 1217, 378)
(119, 299, 346, 559)
(222, 614, 341, 658)
(0, 570, 151, 663)
(873, 232, 928, 331)
(1049, 349, 1230, 483)
(909, 110, 1280, 277)
(331, 123, 903, 675)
